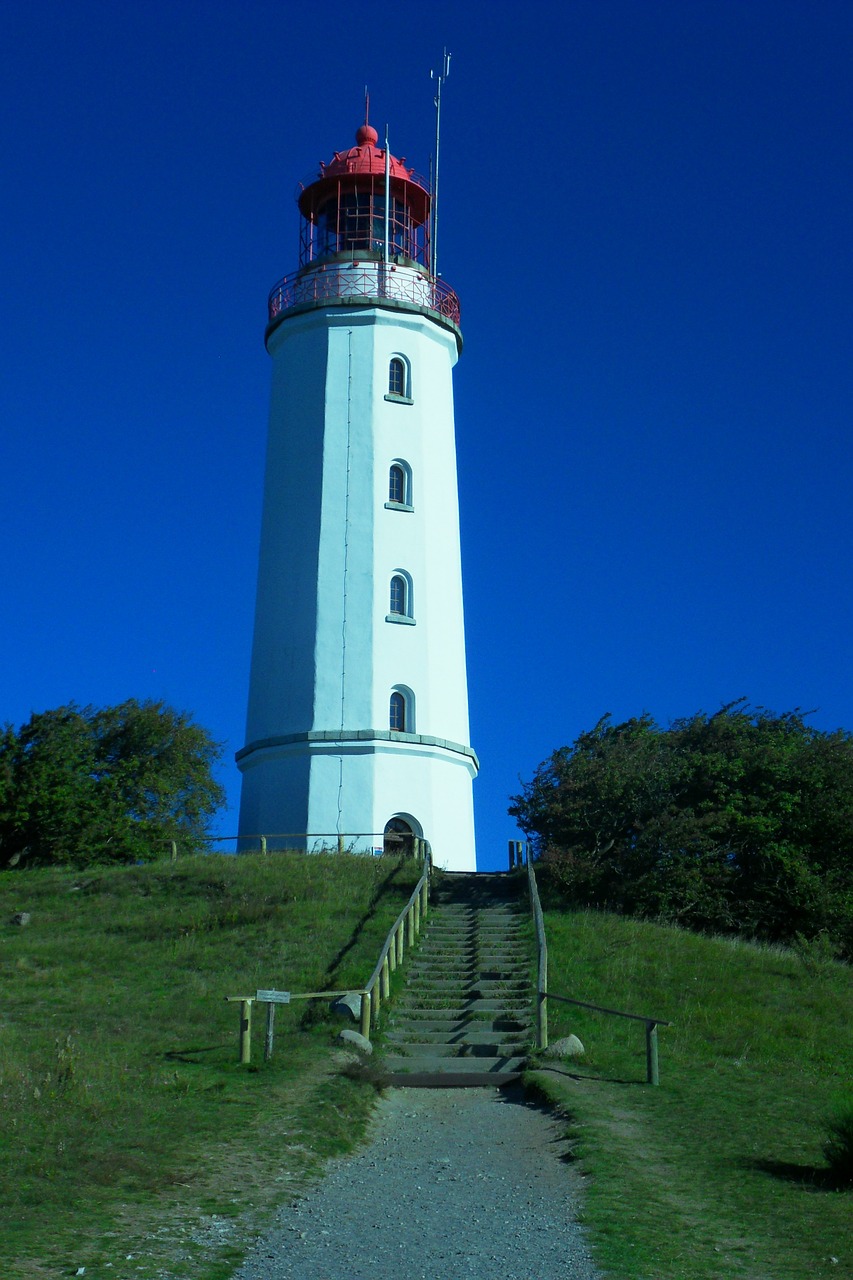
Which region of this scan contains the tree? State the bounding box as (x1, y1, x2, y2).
(509, 701, 853, 957)
(0, 700, 225, 868)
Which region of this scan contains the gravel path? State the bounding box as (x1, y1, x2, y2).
(233, 1086, 603, 1280)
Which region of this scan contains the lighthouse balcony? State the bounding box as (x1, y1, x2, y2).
(267, 255, 460, 329)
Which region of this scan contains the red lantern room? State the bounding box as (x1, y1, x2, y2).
(297, 123, 431, 268)
(267, 121, 460, 333)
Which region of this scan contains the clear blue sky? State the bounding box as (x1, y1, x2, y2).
(3, 1, 851, 871)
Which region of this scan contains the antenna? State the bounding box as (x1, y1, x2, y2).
(364, 84, 370, 126)
(384, 124, 391, 266)
(430, 49, 451, 279)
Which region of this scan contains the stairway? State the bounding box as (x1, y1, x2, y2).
(383, 872, 532, 1087)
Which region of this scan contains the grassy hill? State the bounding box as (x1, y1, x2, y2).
(0, 852, 422, 1279)
(2, 856, 849, 1279)
(529, 898, 852, 1280)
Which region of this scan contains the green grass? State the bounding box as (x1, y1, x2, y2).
(527, 905, 853, 1280)
(0, 851, 421, 1279)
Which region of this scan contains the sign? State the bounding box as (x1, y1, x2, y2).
(255, 989, 291, 1004)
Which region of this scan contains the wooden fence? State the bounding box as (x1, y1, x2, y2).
(225, 846, 432, 1062)
(524, 844, 671, 1085)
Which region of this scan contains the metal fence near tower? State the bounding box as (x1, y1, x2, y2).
(267, 262, 461, 325)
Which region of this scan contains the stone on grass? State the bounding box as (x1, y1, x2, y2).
(543, 1034, 585, 1059)
(10, 912, 31, 927)
(329, 993, 362, 1022)
(337, 1028, 373, 1054)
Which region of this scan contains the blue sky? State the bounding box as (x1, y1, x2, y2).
(3, 1, 851, 872)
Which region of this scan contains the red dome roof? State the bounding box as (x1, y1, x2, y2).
(318, 123, 418, 182)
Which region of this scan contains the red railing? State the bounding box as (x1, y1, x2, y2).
(267, 265, 461, 327)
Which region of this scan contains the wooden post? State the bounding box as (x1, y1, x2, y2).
(646, 1021, 660, 1085)
(381, 953, 390, 1000)
(396, 922, 404, 966)
(413, 890, 421, 935)
(239, 999, 253, 1064)
(538, 991, 548, 1051)
(360, 990, 371, 1039)
(413, 836, 422, 860)
(389, 933, 397, 972)
(337, 834, 345, 855)
(508, 839, 515, 869)
(406, 904, 415, 948)
(420, 877, 429, 919)
(170, 840, 177, 862)
(264, 1002, 275, 1061)
(260, 835, 267, 855)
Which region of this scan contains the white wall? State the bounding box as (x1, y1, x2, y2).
(238, 286, 477, 870)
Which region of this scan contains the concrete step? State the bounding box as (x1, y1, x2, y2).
(383, 1070, 524, 1089)
(390, 1017, 531, 1034)
(404, 980, 529, 995)
(429, 906, 522, 917)
(425, 920, 526, 932)
(384, 1054, 527, 1075)
(424, 923, 526, 935)
(392, 1001, 531, 1017)
(386, 1032, 529, 1051)
(408, 961, 528, 976)
(384, 1040, 525, 1058)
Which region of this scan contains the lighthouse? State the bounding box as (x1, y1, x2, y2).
(237, 116, 477, 872)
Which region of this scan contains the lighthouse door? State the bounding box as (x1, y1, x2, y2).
(383, 817, 414, 857)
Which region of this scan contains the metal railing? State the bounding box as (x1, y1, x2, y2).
(267, 265, 461, 326)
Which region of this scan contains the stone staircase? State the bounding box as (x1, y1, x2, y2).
(383, 871, 532, 1087)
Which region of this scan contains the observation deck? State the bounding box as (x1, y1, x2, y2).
(266, 253, 461, 343)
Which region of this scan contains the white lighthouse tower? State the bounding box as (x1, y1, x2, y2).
(237, 116, 477, 871)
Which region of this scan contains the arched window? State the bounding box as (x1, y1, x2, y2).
(387, 571, 415, 624)
(389, 574, 407, 616)
(389, 691, 406, 732)
(388, 357, 406, 397)
(389, 685, 415, 732)
(388, 463, 407, 505)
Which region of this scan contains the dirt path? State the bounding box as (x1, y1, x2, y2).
(233, 1086, 602, 1280)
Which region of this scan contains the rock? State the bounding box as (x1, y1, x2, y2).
(543, 1034, 585, 1059)
(329, 992, 362, 1022)
(10, 912, 31, 927)
(337, 1029, 373, 1055)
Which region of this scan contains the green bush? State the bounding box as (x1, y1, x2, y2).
(823, 1100, 853, 1185)
(511, 701, 853, 956)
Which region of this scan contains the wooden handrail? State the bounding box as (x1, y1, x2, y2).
(225, 843, 432, 1061)
(544, 991, 671, 1086)
(524, 853, 670, 1084)
(527, 855, 548, 1050)
(359, 845, 432, 1039)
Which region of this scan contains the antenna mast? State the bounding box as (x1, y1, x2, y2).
(430, 49, 451, 279)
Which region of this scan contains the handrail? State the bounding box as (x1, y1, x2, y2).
(224, 844, 432, 1061)
(543, 991, 671, 1086)
(267, 264, 461, 327)
(527, 855, 548, 1051)
(545, 992, 672, 1026)
(359, 844, 432, 1041)
(524, 849, 670, 1084)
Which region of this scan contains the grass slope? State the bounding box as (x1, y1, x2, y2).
(0, 852, 421, 1279)
(528, 904, 852, 1280)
